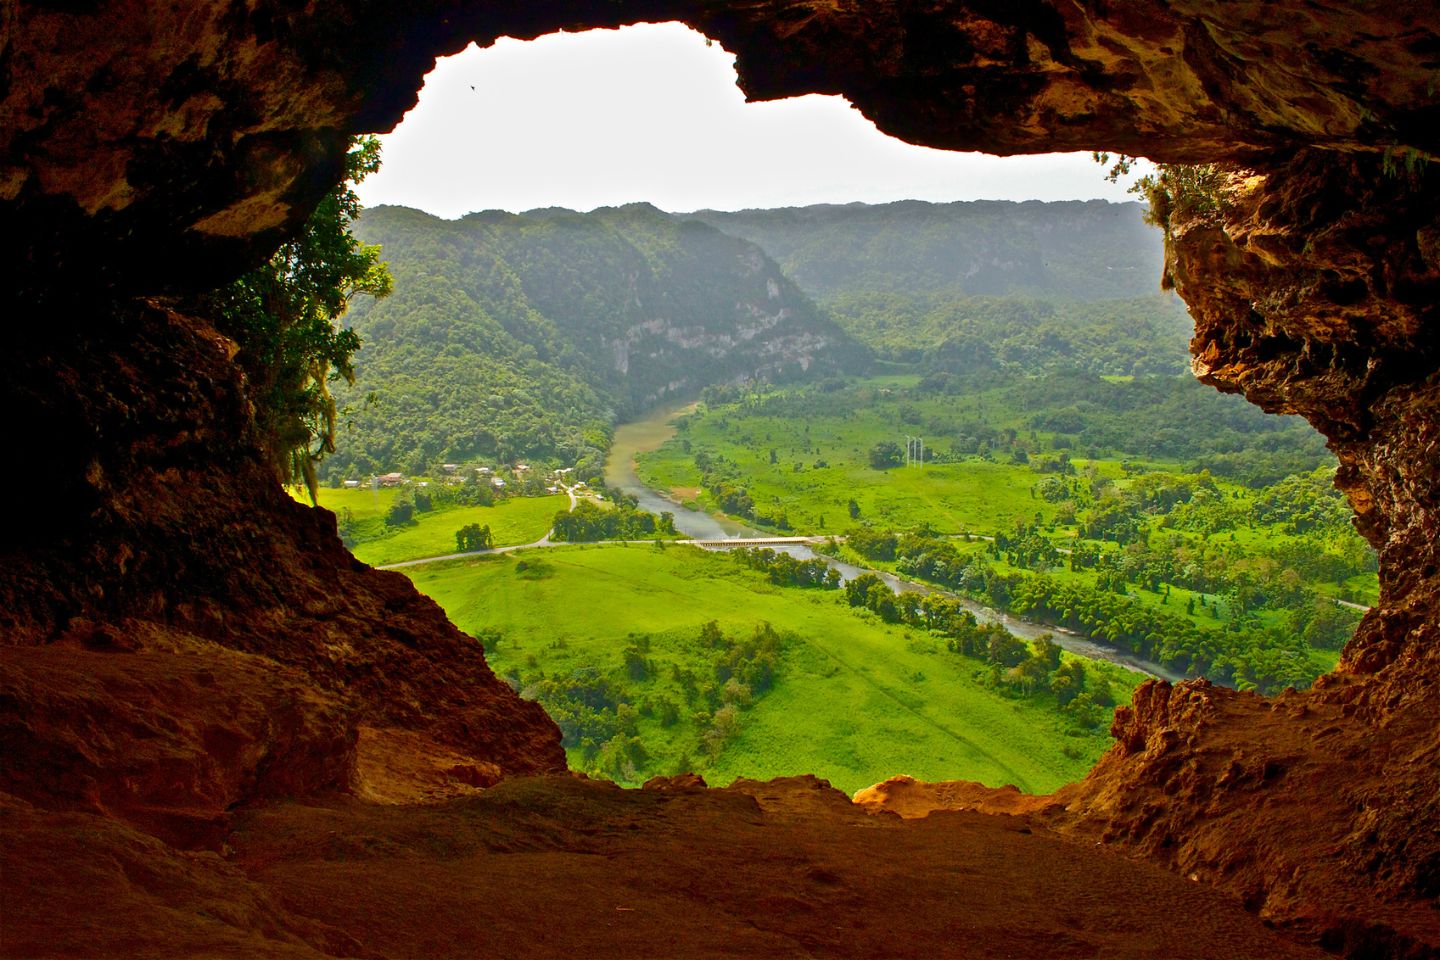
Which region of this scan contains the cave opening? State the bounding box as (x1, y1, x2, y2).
(330, 23, 1374, 797)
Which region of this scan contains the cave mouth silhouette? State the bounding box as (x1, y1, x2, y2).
(349, 23, 1205, 798)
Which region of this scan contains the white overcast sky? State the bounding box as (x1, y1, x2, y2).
(356, 23, 1147, 217)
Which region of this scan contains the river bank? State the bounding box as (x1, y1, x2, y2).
(604, 398, 1180, 682)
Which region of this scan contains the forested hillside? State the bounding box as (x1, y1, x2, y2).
(327, 203, 857, 476)
(684, 201, 1185, 374)
(684, 200, 1162, 303)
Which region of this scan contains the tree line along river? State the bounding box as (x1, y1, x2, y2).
(604, 398, 1181, 682)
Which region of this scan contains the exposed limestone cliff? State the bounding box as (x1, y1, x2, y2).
(2, 1, 1437, 956)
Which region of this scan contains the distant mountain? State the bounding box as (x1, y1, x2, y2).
(683, 199, 1165, 303)
(682, 200, 1190, 376)
(328, 203, 858, 477)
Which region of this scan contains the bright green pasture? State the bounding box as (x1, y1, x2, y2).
(298, 484, 401, 521)
(405, 544, 1128, 794)
(638, 417, 1067, 537)
(292, 486, 568, 564)
(349, 495, 567, 565)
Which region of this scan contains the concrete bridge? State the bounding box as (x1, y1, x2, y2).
(679, 536, 829, 547)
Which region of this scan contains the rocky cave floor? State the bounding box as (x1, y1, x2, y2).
(3, 773, 1331, 960)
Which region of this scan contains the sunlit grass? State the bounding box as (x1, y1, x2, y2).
(406, 544, 1137, 793)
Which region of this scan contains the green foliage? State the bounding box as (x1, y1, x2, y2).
(408, 545, 1128, 791)
(206, 137, 392, 500)
(686, 200, 1185, 376)
(637, 374, 1373, 692)
(869, 440, 905, 469)
(327, 203, 858, 478)
(455, 523, 493, 552)
(638, 374, 1334, 542)
(688, 200, 1163, 304)
(847, 527, 898, 562)
(295, 486, 566, 565)
(550, 500, 677, 542)
(385, 491, 415, 527)
(1137, 164, 1229, 231)
(838, 294, 1194, 374)
(730, 548, 840, 589)
(1094, 153, 1229, 233)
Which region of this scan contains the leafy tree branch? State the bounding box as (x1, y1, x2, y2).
(205, 136, 392, 500)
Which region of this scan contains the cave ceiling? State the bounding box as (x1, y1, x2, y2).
(4, 1, 1437, 299)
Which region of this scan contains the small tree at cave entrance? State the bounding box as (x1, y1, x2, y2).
(205, 136, 392, 501)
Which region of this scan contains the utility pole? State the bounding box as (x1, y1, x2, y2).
(902, 435, 924, 467)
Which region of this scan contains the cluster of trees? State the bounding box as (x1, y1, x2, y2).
(454, 523, 493, 551)
(868, 441, 906, 469)
(838, 573, 1113, 727)
(521, 667, 638, 758)
(549, 500, 677, 542)
(730, 548, 841, 589)
(1249, 467, 1358, 534)
(956, 371, 1328, 485)
(689, 449, 796, 529)
(508, 621, 788, 782)
(202, 136, 392, 501)
(843, 295, 1193, 376)
(846, 527, 898, 562)
(1005, 576, 1319, 693)
(854, 523, 1348, 693)
(383, 488, 432, 526)
(1060, 531, 1372, 613)
(703, 372, 1331, 488)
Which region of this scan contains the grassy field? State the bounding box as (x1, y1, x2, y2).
(635, 385, 1126, 537)
(405, 544, 1139, 794)
(292, 486, 568, 565)
(635, 379, 1375, 678)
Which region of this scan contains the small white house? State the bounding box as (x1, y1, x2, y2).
(491, 477, 507, 489)
(342, 479, 362, 488)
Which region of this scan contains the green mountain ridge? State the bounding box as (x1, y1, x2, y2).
(329, 203, 858, 476)
(681, 199, 1164, 303)
(328, 199, 1191, 478)
(678, 200, 1190, 376)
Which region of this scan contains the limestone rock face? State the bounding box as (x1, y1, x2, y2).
(2, 1, 1438, 956)
(0, 297, 567, 847)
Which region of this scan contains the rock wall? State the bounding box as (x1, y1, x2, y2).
(2, 0, 1437, 955)
(0, 296, 566, 846)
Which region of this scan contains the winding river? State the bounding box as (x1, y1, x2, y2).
(605, 399, 1182, 682)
